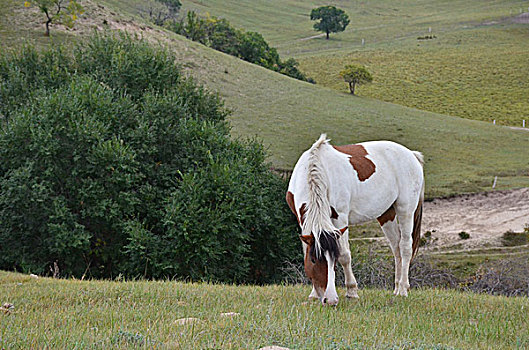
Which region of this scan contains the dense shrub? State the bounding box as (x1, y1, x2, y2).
(207, 18, 240, 56)
(0, 33, 301, 283)
(466, 257, 529, 297)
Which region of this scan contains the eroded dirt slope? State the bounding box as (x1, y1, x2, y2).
(423, 188, 529, 250)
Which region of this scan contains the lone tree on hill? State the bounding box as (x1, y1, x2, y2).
(340, 65, 373, 95)
(310, 6, 350, 39)
(24, 0, 83, 36)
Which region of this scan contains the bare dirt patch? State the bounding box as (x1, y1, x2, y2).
(14, 0, 169, 44)
(423, 188, 529, 250)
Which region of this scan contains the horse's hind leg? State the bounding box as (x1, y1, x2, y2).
(338, 228, 359, 298)
(379, 218, 402, 295)
(396, 213, 415, 297)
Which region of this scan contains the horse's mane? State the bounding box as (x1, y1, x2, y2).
(302, 134, 340, 260)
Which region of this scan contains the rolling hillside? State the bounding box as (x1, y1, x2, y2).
(1, 0, 529, 198)
(183, 0, 529, 126)
(1, 3, 529, 349)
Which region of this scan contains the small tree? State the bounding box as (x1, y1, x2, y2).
(24, 0, 83, 36)
(182, 11, 208, 44)
(157, 0, 181, 15)
(144, 0, 181, 26)
(310, 6, 350, 40)
(340, 65, 373, 95)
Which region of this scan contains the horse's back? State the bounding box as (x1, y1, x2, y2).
(288, 138, 423, 222)
(360, 141, 422, 169)
(360, 140, 424, 211)
(330, 140, 423, 221)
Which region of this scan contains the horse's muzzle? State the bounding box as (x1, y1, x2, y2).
(322, 296, 338, 306)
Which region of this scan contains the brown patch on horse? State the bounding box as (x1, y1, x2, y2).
(286, 191, 296, 215)
(411, 198, 423, 261)
(286, 191, 299, 223)
(330, 206, 339, 219)
(333, 145, 376, 181)
(300, 234, 328, 290)
(377, 205, 396, 226)
(339, 226, 348, 234)
(300, 234, 314, 246)
(299, 203, 307, 225)
(286, 192, 307, 226)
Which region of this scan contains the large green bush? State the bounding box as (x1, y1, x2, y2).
(0, 33, 300, 283)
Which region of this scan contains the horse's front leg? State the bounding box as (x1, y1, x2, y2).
(301, 240, 320, 301)
(308, 287, 319, 300)
(337, 228, 359, 298)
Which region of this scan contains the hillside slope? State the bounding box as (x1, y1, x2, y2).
(182, 0, 528, 54)
(1, 0, 529, 197)
(183, 0, 529, 126)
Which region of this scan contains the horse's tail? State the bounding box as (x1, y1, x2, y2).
(412, 151, 424, 166)
(303, 134, 339, 260)
(411, 197, 423, 260)
(411, 151, 425, 260)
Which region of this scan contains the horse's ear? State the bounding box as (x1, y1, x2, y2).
(299, 234, 314, 246)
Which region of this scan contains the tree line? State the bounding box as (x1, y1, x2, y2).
(166, 11, 314, 83)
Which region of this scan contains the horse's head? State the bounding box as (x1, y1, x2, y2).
(300, 230, 341, 306)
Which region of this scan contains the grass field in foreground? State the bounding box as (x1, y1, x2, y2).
(1, 271, 528, 349)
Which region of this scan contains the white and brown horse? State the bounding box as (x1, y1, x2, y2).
(286, 134, 424, 305)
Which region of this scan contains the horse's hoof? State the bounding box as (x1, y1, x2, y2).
(346, 291, 359, 299)
(346, 284, 359, 299)
(396, 286, 409, 297)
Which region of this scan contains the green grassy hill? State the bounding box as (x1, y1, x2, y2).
(183, 0, 529, 126)
(181, 0, 528, 55)
(1, 0, 529, 198)
(1, 4, 528, 348)
(1, 271, 528, 349)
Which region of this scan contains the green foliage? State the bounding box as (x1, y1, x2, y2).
(501, 230, 528, 247)
(278, 58, 313, 83)
(310, 6, 350, 39)
(0, 33, 300, 282)
(339, 64, 373, 95)
(238, 31, 278, 67)
(181, 11, 208, 43)
(156, 0, 181, 13)
(168, 11, 312, 82)
(459, 231, 470, 240)
(23, 0, 83, 36)
(206, 18, 240, 56)
(146, 0, 181, 26)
